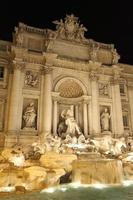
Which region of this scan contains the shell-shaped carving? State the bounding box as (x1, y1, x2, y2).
(58, 79, 83, 98)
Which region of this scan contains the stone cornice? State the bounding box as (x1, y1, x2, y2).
(23, 56, 45, 65)
(53, 58, 89, 72)
(12, 46, 46, 65)
(52, 57, 102, 73)
(51, 94, 91, 104)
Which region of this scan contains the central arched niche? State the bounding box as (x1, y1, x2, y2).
(58, 79, 84, 98)
(54, 77, 88, 134)
(54, 77, 87, 97)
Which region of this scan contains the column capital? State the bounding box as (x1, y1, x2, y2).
(13, 60, 25, 71)
(111, 65, 123, 83)
(127, 81, 133, 88)
(52, 92, 60, 101)
(110, 77, 121, 85)
(89, 70, 99, 81)
(41, 66, 53, 75)
(82, 95, 90, 104)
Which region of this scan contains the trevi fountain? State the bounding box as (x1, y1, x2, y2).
(0, 14, 133, 199)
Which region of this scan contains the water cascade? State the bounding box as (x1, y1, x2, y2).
(72, 154, 123, 184)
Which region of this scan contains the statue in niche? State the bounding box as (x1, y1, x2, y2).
(23, 102, 37, 129)
(99, 83, 109, 96)
(25, 71, 39, 88)
(58, 108, 82, 138)
(62, 108, 81, 137)
(100, 107, 111, 132)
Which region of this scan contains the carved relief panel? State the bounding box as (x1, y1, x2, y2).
(98, 82, 110, 97)
(24, 70, 39, 89)
(21, 98, 38, 131)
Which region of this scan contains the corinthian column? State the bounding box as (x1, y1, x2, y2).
(89, 71, 100, 134)
(75, 105, 79, 124)
(88, 102, 92, 134)
(127, 82, 133, 133)
(83, 101, 88, 137)
(41, 66, 52, 137)
(111, 79, 124, 136)
(7, 60, 24, 133)
(53, 100, 58, 135)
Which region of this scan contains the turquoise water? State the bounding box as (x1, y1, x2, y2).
(1, 184, 133, 200)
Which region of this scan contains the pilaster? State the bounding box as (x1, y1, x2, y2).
(89, 71, 100, 134)
(127, 82, 133, 133)
(7, 59, 25, 133)
(111, 77, 124, 136)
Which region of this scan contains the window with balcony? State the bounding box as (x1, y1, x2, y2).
(119, 83, 126, 96)
(123, 112, 129, 129)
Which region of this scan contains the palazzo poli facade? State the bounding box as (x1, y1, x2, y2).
(0, 14, 133, 147)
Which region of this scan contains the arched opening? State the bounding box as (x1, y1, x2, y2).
(52, 77, 89, 137)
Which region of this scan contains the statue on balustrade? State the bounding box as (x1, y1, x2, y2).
(112, 48, 120, 64)
(23, 102, 37, 129)
(100, 107, 111, 132)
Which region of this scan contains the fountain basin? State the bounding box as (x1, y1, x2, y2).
(72, 159, 123, 184)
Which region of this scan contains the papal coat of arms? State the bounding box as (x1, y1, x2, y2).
(53, 14, 87, 42)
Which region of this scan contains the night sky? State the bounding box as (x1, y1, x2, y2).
(0, 0, 133, 65)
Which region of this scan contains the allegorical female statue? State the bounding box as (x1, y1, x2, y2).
(100, 108, 111, 132)
(23, 102, 37, 129)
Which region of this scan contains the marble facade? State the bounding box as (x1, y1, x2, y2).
(0, 14, 133, 147)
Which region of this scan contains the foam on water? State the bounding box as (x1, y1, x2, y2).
(40, 182, 110, 194)
(122, 180, 133, 187)
(40, 179, 133, 194)
(41, 187, 56, 193)
(91, 183, 108, 189)
(0, 186, 15, 192)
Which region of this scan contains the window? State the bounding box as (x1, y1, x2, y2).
(119, 83, 125, 95)
(0, 66, 4, 79)
(123, 113, 129, 129)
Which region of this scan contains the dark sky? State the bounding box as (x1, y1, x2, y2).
(0, 0, 133, 65)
